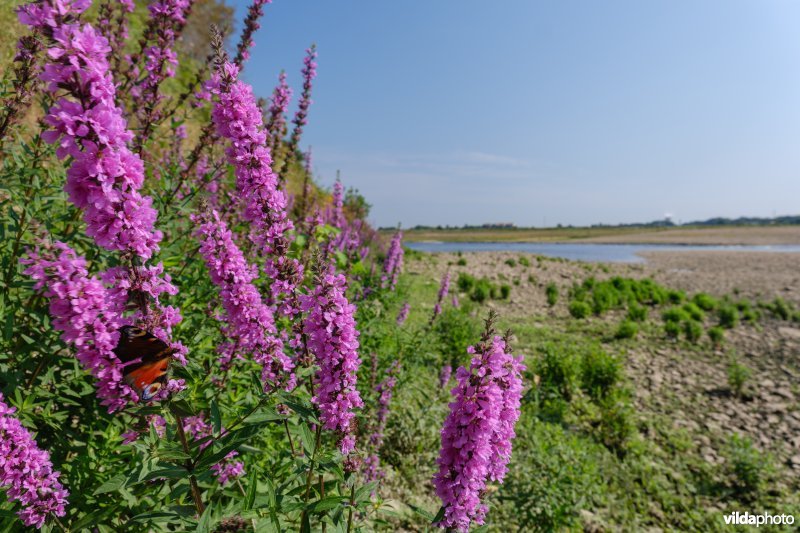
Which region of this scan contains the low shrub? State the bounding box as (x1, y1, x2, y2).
(692, 292, 718, 311)
(723, 434, 773, 501)
(518, 256, 531, 267)
(682, 302, 705, 322)
(615, 320, 638, 340)
(765, 297, 792, 320)
(471, 280, 491, 303)
(708, 326, 724, 346)
(593, 392, 636, 457)
(626, 303, 647, 322)
(432, 308, 482, 365)
(546, 283, 559, 307)
(500, 284, 512, 299)
(592, 283, 621, 315)
(662, 307, 690, 323)
(683, 320, 703, 343)
(536, 342, 581, 401)
(569, 301, 591, 319)
(664, 320, 681, 339)
(456, 257, 467, 266)
(457, 272, 476, 292)
(718, 305, 739, 329)
(727, 359, 751, 398)
(505, 258, 517, 267)
(581, 347, 621, 399)
(666, 289, 685, 304)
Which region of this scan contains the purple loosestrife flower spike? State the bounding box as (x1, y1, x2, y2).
(97, 0, 134, 74)
(18, 0, 163, 260)
(330, 179, 345, 229)
(382, 231, 404, 290)
(132, 0, 195, 151)
(432, 319, 525, 532)
(265, 71, 292, 152)
(363, 360, 400, 481)
(431, 271, 451, 322)
(300, 261, 364, 455)
(0, 35, 42, 144)
(211, 60, 303, 315)
(438, 364, 452, 389)
(288, 44, 317, 154)
(21, 243, 136, 412)
(396, 302, 410, 325)
(0, 394, 68, 529)
(194, 209, 295, 390)
(234, 0, 271, 68)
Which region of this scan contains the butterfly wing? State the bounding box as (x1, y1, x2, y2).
(114, 326, 174, 401)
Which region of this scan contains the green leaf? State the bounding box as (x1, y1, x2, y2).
(244, 470, 257, 511)
(93, 474, 127, 495)
(307, 496, 348, 513)
(353, 481, 378, 505)
(299, 423, 315, 456)
(195, 503, 214, 533)
(408, 503, 434, 522)
(210, 399, 222, 435)
(169, 399, 195, 417)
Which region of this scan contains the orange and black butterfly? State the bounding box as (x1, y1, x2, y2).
(114, 326, 175, 401)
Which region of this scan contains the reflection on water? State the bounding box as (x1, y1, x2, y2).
(405, 242, 800, 263)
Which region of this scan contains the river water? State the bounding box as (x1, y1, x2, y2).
(404, 242, 800, 263)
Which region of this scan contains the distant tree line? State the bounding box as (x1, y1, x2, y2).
(381, 215, 800, 232)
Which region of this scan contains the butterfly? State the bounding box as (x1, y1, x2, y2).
(114, 326, 175, 401)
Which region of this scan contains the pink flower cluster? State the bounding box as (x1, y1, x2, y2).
(432, 271, 451, 320)
(194, 209, 295, 390)
(22, 243, 134, 412)
(211, 61, 302, 314)
(382, 231, 404, 290)
(265, 71, 292, 151)
(432, 336, 525, 532)
(396, 302, 410, 325)
(300, 265, 363, 455)
(438, 364, 452, 389)
(18, 0, 162, 259)
(182, 415, 245, 485)
(0, 394, 68, 529)
(288, 45, 317, 151)
(363, 360, 400, 481)
(329, 179, 345, 229)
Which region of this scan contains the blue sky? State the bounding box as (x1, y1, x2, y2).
(229, 0, 800, 228)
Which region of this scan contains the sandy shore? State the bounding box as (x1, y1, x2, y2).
(575, 225, 800, 245)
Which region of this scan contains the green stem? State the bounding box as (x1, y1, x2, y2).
(299, 425, 323, 526)
(172, 412, 205, 515)
(346, 483, 356, 533)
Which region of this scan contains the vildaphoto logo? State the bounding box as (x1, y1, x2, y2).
(723, 511, 795, 527)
